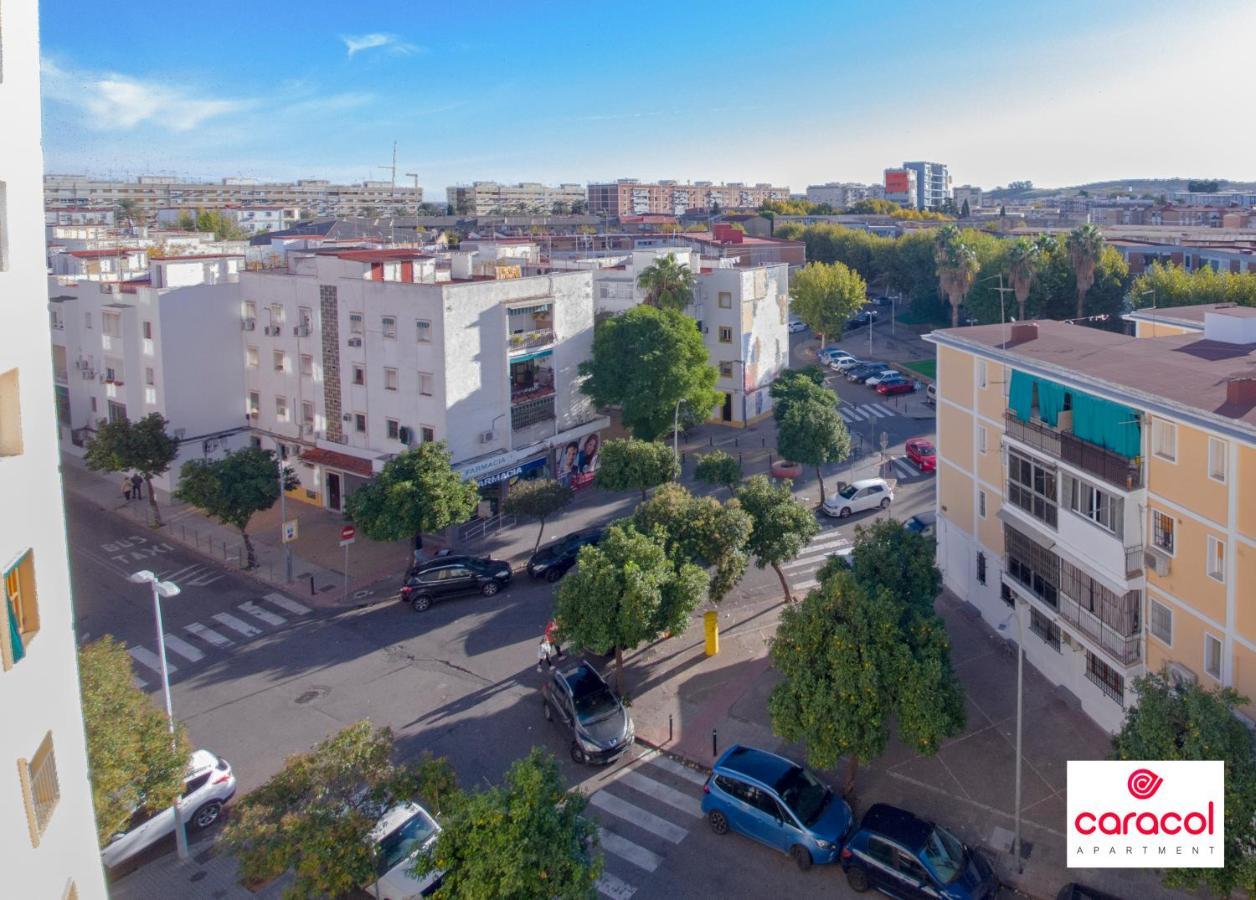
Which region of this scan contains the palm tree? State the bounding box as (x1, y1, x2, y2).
(1066, 224, 1105, 317)
(1005, 238, 1040, 321)
(636, 253, 696, 312)
(933, 225, 979, 327)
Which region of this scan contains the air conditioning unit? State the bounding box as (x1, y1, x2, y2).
(241, 317, 256, 331)
(294, 325, 310, 337)
(347, 337, 362, 347)
(479, 430, 495, 444)
(1144, 548, 1171, 577)
(1165, 661, 1197, 691)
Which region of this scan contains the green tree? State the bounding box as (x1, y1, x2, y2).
(960, 199, 971, 218)
(504, 479, 574, 554)
(693, 449, 742, 497)
(416, 748, 600, 899)
(633, 483, 752, 603)
(776, 398, 851, 507)
(175, 211, 196, 231)
(1066, 223, 1105, 318)
(346, 442, 479, 565)
(836, 518, 941, 620)
(554, 523, 706, 692)
(1005, 237, 1040, 321)
(789, 261, 868, 342)
(79, 637, 192, 845)
(735, 475, 819, 603)
(116, 198, 141, 226)
(175, 447, 293, 568)
(222, 721, 457, 899)
(636, 253, 696, 311)
(85, 413, 180, 526)
(1112, 675, 1256, 895)
(934, 224, 980, 327)
(769, 369, 835, 423)
(594, 438, 678, 500)
(1131, 262, 1256, 309)
(580, 306, 721, 441)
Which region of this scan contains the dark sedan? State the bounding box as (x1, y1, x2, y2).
(400, 556, 512, 611)
(542, 660, 634, 765)
(847, 363, 890, 384)
(526, 528, 605, 582)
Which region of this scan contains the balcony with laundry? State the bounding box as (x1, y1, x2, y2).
(506, 302, 555, 356)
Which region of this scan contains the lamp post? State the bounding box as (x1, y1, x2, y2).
(129, 569, 188, 860)
(732, 359, 749, 426)
(278, 460, 293, 582)
(673, 398, 688, 475)
(997, 604, 1025, 874)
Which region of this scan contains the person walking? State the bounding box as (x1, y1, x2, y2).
(121, 476, 133, 502)
(130, 473, 144, 500)
(537, 634, 557, 672)
(544, 619, 564, 662)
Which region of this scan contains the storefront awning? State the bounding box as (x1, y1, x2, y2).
(299, 447, 374, 478)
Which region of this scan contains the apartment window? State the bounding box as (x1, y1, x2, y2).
(102, 312, 121, 338)
(298, 307, 313, 334)
(1149, 598, 1172, 645)
(1028, 608, 1061, 652)
(244, 300, 257, 321)
(1085, 651, 1124, 705)
(1004, 525, 1059, 609)
(90, 397, 97, 413)
(386, 418, 400, 440)
(83, 312, 92, 330)
(977, 425, 987, 454)
(421, 426, 435, 443)
(273, 351, 288, 373)
(300, 354, 313, 377)
(1152, 418, 1176, 461)
(275, 396, 288, 422)
(1208, 437, 1227, 483)
(354, 413, 367, 433)
(718, 292, 732, 309)
(1151, 509, 1175, 554)
(419, 373, 434, 397)
(0, 369, 23, 457)
(719, 362, 733, 378)
(416, 319, 432, 343)
(142, 320, 153, 340)
(352, 365, 365, 386)
(1204, 634, 1223, 680)
(384, 368, 398, 391)
(718, 326, 732, 344)
(246, 346, 259, 368)
(18, 731, 60, 846)
(268, 304, 285, 327)
(1063, 474, 1123, 537)
(1006, 449, 1057, 528)
(976, 552, 987, 585)
(977, 359, 988, 389)
(382, 316, 397, 339)
(248, 391, 260, 417)
(1207, 536, 1225, 582)
(978, 490, 987, 519)
(144, 367, 155, 387)
(2, 551, 39, 669)
(349, 313, 364, 335)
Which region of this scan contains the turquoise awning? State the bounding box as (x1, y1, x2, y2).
(1008, 370, 1140, 459)
(509, 348, 553, 364)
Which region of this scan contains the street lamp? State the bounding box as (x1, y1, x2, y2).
(129, 570, 189, 860)
(997, 603, 1025, 874)
(673, 398, 689, 475)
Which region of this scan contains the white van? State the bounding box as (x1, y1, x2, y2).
(925, 383, 936, 406)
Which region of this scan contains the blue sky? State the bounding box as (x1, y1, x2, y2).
(38, 0, 1256, 195)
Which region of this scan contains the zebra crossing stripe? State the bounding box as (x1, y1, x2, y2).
(239, 601, 286, 627)
(265, 593, 310, 615)
(127, 645, 176, 675)
(591, 792, 688, 844)
(133, 675, 148, 690)
(644, 754, 708, 787)
(893, 460, 916, 479)
(806, 532, 853, 552)
(212, 612, 261, 638)
(597, 871, 637, 900)
(793, 579, 820, 592)
(598, 829, 663, 872)
(843, 406, 869, 421)
(618, 769, 703, 818)
(186, 622, 233, 648)
(161, 633, 205, 663)
(868, 404, 895, 418)
(838, 408, 858, 422)
(781, 555, 826, 571)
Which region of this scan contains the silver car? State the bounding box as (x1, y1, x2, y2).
(365, 802, 443, 899)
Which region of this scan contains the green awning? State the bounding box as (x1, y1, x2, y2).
(1009, 370, 1140, 459)
(509, 348, 553, 364)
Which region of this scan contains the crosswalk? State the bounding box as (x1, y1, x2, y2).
(127, 592, 310, 688)
(837, 402, 898, 424)
(781, 530, 853, 596)
(888, 456, 923, 481)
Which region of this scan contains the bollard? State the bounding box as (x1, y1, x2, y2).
(704, 610, 719, 656)
(712, 728, 718, 758)
(761, 437, 766, 448)
(669, 714, 673, 743)
(309, 574, 316, 596)
(738, 452, 743, 464)
(768, 453, 773, 466)
(734, 437, 739, 448)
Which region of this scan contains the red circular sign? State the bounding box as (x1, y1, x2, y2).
(341, 525, 356, 540)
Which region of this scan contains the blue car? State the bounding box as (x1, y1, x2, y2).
(841, 803, 999, 899)
(701, 745, 853, 871)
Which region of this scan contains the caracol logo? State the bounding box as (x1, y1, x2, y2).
(1067, 761, 1224, 868)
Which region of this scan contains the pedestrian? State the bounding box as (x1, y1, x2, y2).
(131, 473, 144, 500)
(121, 476, 132, 502)
(537, 635, 556, 672)
(544, 619, 564, 662)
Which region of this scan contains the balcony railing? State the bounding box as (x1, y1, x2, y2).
(508, 329, 555, 353)
(1004, 411, 1142, 491)
(511, 395, 556, 430)
(1058, 591, 1141, 665)
(1124, 545, 1144, 578)
(511, 382, 555, 404)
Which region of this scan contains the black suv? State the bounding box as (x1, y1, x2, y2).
(542, 661, 634, 765)
(526, 528, 605, 582)
(400, 556, 512, 611)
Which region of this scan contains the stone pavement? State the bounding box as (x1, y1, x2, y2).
(108, 837, 291, 900)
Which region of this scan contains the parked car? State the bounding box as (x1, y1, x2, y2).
(401, 555, 512, 611)
(863, 370, 903, 388)
(771, 460, 804, 480)
(831, 356, 865, 372)
(904, 512, 937, 537)
(788, 319, 808, 333)
(847, 310, 880, 330)
(848, 365, 893, 384)
(818, 346, 850, 363)
(366, 802, 443, 899)
(841, 803, 998, 899)
(905, 437, 936, 472)
(542, 660, 634, 765)
(876, 378, 915, 396)
(822, 478, 894, 518)
(702, 744, 853, 871)
(101, 749, 236, 872)
(526, 528, 605, 582)
(925, 383, 936, 406)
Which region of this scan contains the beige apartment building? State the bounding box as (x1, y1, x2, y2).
(587, 179, 790, 216)
(4, 1, 109, 896)
(446, 181, 585, 215)
(926, 309, 1256, 732)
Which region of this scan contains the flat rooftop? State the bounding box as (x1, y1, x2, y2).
(1125, 302, 1256, 328)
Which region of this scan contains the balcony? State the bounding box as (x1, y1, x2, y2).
(512, 395, 555, 431)
(1004, 411, 1141, 491)
(507, 329, 555, 354)
(1058, 591, 1141, 665)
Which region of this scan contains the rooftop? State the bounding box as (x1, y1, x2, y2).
(1125, 302, 1256, 328)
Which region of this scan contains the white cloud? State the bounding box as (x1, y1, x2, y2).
(340, 32, 421, 58)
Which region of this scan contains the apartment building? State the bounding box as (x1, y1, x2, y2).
(239, 251, 605, 514)
(926, 313, 1256, 732)
(45, 207, 115, 226)
(902, 161, 952, 210)
(155, 205, 298, 235)
(883, 168, 918, 208)
(1108, 238, 1256, 276)
(51, 257, 249, 489)
(447, 182, 586, 215)
(1170, 191, 1256, 209)
(50, 248, 149, 282)
(587, 179, 790, 216)
(4, 1, 110, 895)
(804, 182, 877, 208)
(952, 185, 983, 210)
(43, 175, 423, 222)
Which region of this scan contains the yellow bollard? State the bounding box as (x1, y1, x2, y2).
(704, 610, 719, 656)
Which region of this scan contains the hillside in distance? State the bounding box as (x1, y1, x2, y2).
(986, 177, 1256, 201)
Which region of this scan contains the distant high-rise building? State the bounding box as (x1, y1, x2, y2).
(953, 185, 983, 211)
(446, 182, 586, 216)
(586, 179, 790, 216)
(902, 161, 952, 210)
(883, 168, 918, 208)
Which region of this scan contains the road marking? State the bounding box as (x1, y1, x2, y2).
(868, 404, 895, 418)
(590, 792, 688, 844)
(185, 622, 233, 648)
(596, 871, 636, 900)
(893, 460, 916, 480)
(618, 770, 702, 818)
(133, 675, 148, 690)
(781, 554, 827, 572)
(265, 593, 310, 615)
(161, 633, 205, 662)
(793, 579, 819, 591)
(645, 755, 708, 787)
(838, 408, 858, 422)
(239, 601, 286, 627)
(159, 564, 202, 582)
(843, 406, 869, 422)
(212, 612, 261, 638)
(127, 645, 176, 675)
(598, 829, 662, 872)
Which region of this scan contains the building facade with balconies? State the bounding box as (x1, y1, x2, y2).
(926, 313, 1256, 732)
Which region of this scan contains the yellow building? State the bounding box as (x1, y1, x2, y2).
(926, 309, 1256, 732)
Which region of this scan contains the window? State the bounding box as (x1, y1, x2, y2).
(300, 354, 313, 377)
(298, 306, 313, 334)
(144, 367, 154, 387)
(301, 401, 314, 428)
(419, 373, 434, 396)
(18, 731, 60, 845)
(244, 300, 257, 321)
(977, 425, 987, 454)
(142, 320, 153, 340)
(1151, 509, 1175, 554)
(421, 426, 435, 443)
(1085, 651, 1124, 705)
(718, 326, 733, 344)
(382, 316, 397, 339)
(268, 304, 285, 326)
(273, 351, 285, 372)
(102, 312, 121, 338)
(976, 552, 987, 585)
(1004, 525, 1059, 609)
(384, 368, 398, 391)
(719, 361, 733, 378)
(1029, 608, 1061, 651)
(416, 319, 432, 343)
(248, 391, 260, 417)
(1208, 437, 1227, 483)
(2, 551, 39, 669)
(1006, 450, 1057, 528)
(354, 413, 367, 433)
(352, 365, 365, 386)
(0, 369, 23, 457)
(349, 313, 364, 335)
(387, 418, 400, 440)
(1152, 418, 1176, 461)
(977, 359, 988, 389)
(275, 396, 288, 422)
(1205, 633, 1222, 680)
(978, 490, 987, 519)
(718, 291, 732, 309)
(1150, 599, 1172, 645)
(1207, 536, 1225, 582)
(1063, 474, 1123, 537)
(246, 346, 259, 368)
(83, 312, 92, 330)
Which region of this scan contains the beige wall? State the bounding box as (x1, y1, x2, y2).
(975, 360, 1009, 422)
(937, 344, 973, 405)
(977, 490, 1005, 554)
(1147, 421, 1227, 527)
(1239, 444, 1256, 541)
(1134, 320, 1196, 339)
(1146, 500, 1228, 625)
(938, 401, 974, 472)
(1147, 590, 1222, 686)
(938, 460, 974, 534)
(1236, 540, 1256, 644)
(1234, 642, 1256, 718)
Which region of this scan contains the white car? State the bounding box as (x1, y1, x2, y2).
(366, 802, 443, 899)
(788, 319, 808, 333)
(822, 478, 895, 518)
(101, 749, 236, 871)
(831, 356, 865, 372)
(863, 370, 902, 388)
(818, 348, 852, 363)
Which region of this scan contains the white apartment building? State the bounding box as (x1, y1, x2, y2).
(239, 251, 606, 514)
(902, 161, 952, 210)
(155, 205, 298, 235)
(952, 185, 983, 210)
(51, 257, 250, 491)
(4, 1, 110, 895)
(50, 248, 149, 282)
(804, 182, 876, 208)
(45, 207, 114, 227)
(447, 181, 586, 216)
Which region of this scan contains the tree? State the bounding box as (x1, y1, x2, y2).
(116, 198, 141, 227)
(769, 369, 835, 423)
(550, 200, 571, 215)
(175, 447, 292, 568)
(416, 748, 600, 899)
(221, 721, 457, 899)
(789, 261, 868, 343)
(85, 413, 180, 526)
(736, 475, 819, 603)
(960, 199, 971, 219)
(504, 479, 573, 555)
(1066, 223, 1105, 318)
(776, 398, 850, 507)
(635, 252, 696, 312)
(79, 637, 192, 845)
(176, 211, 197, 231)
(1004, 237, 1040, 321)
(633, 483, 752, 603)
(580, 306, 721, 441)
(1187, 179, 1221, 193)
(594, 438, 678, 500)
(693, 449, 742, 497)
(554, 523, 706, 692)
(840, 519, 941, 620)
(1112, 675, 1256, 895)
(346, 442, 479, 566)
(934, 224, 980, 327)
(1131, 262, 1256, 310)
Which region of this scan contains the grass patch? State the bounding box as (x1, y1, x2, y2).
(902, 358, 936, 380)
